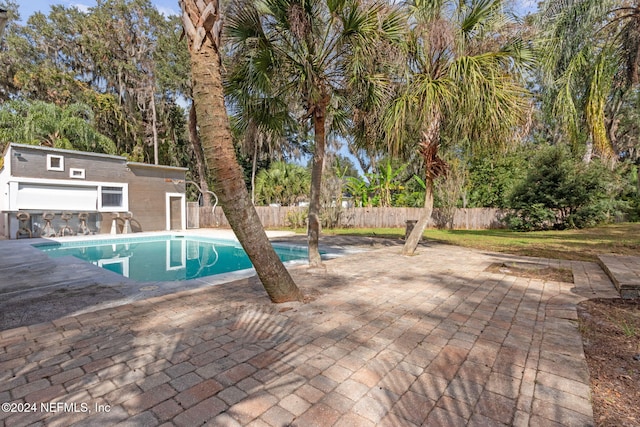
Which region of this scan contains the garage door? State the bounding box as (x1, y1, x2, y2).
(17, 184, 97, 211)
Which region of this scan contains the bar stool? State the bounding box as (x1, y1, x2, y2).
(16, 211, 32, 239)
(110, 212, 119, 234)
(58, 212, 74, 236)
(78, 212, 91, 235)
(41, 212, 56, 237)
(122, 211, 133, 234)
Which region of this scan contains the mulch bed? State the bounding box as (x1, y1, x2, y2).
(577, 299, 640, 427)
(485, 262, 574, 283)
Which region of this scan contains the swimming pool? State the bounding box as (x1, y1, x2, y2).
(34, 235, 309, 282)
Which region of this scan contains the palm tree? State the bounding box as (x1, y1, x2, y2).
(225, 78, 301, 205)
(537, 0, 640, 162)
(0, 100, 116, 154)
(255, 161, 311, 206)
(225, 0, 404, 266)
(386, 0, 532, 255)
(178, 0, 303, 303)
(366, 160, 407, 207)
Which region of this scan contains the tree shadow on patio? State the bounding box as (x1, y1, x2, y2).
(0, 244, 595, 426)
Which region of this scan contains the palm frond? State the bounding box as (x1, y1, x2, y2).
(381, 0, 531, 161)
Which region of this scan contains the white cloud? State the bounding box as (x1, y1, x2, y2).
(156, 5, 178, 17)
(69, 3, 91, 13)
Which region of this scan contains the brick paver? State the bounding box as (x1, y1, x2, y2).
(598, 253, 640, 298)
(0, 237, 623, 425)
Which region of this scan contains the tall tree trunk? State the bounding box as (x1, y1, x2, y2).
(188, 105, 211, 207)
(402, 177, 434, 255)
(583, 136, 594, 164)
(251, 135, 259, 205)
(151, 90, 159, 165)
(0, 9, 8, 39)
(181, 0, 303, 302)
(308, 101, 327, 267)
(402, 112, 444, 255)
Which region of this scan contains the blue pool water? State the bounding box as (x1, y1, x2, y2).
(34, 235, 308, 282)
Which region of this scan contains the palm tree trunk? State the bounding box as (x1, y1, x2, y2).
(402, 177, 433, 255)
(402, 112, 443, 255)
(308, 101, 328, 267)
(251, 135, 259, 205)
(182, 0, 303, 302)
(188, 105, 211, 207)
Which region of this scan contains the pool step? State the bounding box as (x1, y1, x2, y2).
(597, 254, 640, 299)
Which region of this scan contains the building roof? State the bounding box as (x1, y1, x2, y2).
(4, 143, 188, 171)
(5, 142, 126, 161)
(127, 162, 188, 172)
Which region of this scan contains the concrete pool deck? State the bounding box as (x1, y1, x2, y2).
(0, 230, 361, 329)
(0, 231, 623, 426)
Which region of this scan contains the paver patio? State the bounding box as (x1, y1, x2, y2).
(0, 235, 621, 426)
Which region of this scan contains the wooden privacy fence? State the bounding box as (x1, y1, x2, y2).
(186, 202, 199, 229)
(193, 206, 509, 230)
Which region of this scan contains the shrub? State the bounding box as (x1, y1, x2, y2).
(286, 209, 307, 229)
(467, 151, 527, 208)
(506, 146, 614, 230)
(504, 203, 556, 231)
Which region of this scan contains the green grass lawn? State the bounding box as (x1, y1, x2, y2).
(323, 223, 640, 262)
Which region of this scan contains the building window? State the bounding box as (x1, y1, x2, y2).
(47, 154, 64, 171)
(101, 186, 124, 208)
(69, 168, 85, 179)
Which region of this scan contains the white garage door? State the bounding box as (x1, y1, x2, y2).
(17, 184, 97, 211)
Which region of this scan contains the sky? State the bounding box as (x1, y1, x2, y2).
(20, 0, 537, 23)
(18, 0, 179, 22)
